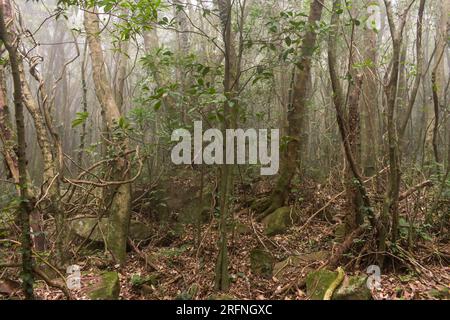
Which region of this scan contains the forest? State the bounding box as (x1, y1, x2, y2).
(0, 0, 448, 301)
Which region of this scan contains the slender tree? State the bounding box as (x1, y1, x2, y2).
(0, 3, 34, 299)
(84, 7, 132, 266)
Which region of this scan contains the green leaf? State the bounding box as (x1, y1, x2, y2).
(153, 100, 162, 111)
(71, 111, 89, 128)
(284, 36, 292, 46)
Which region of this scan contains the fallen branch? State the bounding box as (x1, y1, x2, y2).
(32, 267, 72, 299)
(399, 180, 433, 201)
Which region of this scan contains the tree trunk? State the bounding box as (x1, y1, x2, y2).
(0, 3, 34, 299)
(84, 8, 132, 266)
(261, 0, 324, 218)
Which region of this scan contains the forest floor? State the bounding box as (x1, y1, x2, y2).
(1, 177, 449, 300)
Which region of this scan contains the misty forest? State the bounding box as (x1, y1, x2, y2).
(0, 0, 449, 300)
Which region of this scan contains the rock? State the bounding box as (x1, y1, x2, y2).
(262, 207, 293, 236)
(176, 284, 199, 300)
(130, 272, 160, 288)
(333, 275, 372, 300)
(88, 271, 120, 300)
(306, 269, 338, 300)
(306, 269, 373, 300)
(69, 217, 152, 243)
(273, 251, 329, 278)
(250, 248, 274, 277)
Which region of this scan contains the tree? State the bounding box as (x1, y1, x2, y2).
(0, 3, 34, 299)
(84, 7, 132, 266)
(259, 0, 324, 217)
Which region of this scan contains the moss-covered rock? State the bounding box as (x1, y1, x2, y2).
(176, 284, 200, 300)
(262, 207, 293, 236)
(333, 275, 372, 300)
(306, 269, 373, 300)
(306, 269, 339, 300)
(70, 217, 152, 243)
(250, 248, 274, 277)
(88, 271, 120, 300)
(130, 272, 160, 288)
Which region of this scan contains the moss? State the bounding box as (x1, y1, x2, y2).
(429, 287, 450, 300)
(306, 270, 373, 300)
(262, 207, 293, 236)
(333, 275, 372, 300)
(130, 272, 160, 288)
(306, 269, 338, 300)
(88, 271, 120, 300)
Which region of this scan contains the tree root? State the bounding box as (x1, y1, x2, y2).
(324, 267, 345, 300)
(327, 226, 365, 269)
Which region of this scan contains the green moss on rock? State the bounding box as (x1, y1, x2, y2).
(306, 269, 339, 300)
(262, 207, 293, 236)
(306, 269, 373, 300)
(333, 275, 372, 300)
(88, 271, 120, 300)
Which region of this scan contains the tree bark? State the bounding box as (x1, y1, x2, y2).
(0, 3, 34, 299)
(84, 7, 132, 266)
(261, 0, 324, 218)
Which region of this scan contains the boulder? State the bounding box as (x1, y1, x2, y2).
(306, 269, 372, 300)
(130, 272, 160, 288)
(250, 248, 274, 277)
(262, 207, 293, 236)
(70, 217, 152, 243)
(306, 269, 338, 300)
(88, 271, 120, 300)
(333, 275, 372, 300)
